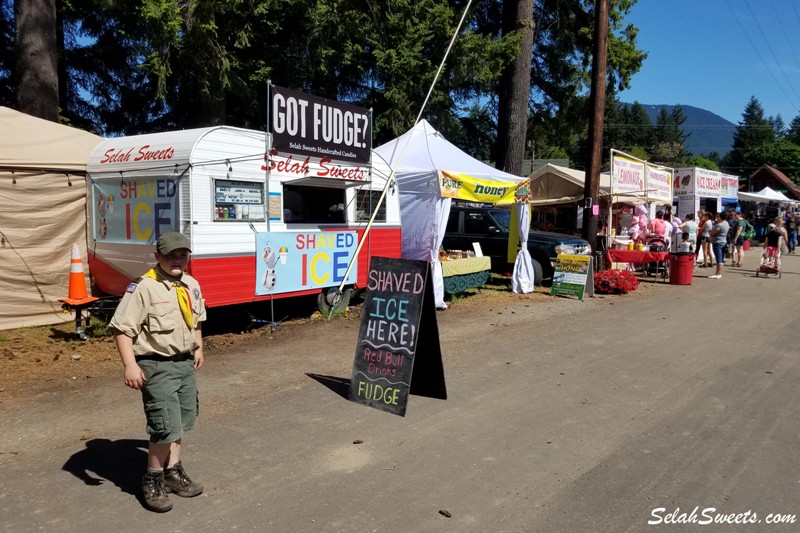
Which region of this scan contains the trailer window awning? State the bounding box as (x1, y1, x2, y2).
(283, 176, 371, 189)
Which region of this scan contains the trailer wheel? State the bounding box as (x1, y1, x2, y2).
(318, 287, 352, 315)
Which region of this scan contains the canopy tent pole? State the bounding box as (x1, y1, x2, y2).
(326, 0, 475, 318)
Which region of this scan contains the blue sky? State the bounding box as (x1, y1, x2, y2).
(618, 0, 800, 125)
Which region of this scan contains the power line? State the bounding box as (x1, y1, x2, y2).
(726, 0, 800, 113)
(744, 0, 800, 105)
(770, 0, 800, 73)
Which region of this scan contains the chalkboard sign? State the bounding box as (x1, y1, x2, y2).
(348, 257, 446, 416)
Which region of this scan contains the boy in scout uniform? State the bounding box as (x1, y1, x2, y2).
(110, 232, 206, 512)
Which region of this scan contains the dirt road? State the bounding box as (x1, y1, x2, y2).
(2, 256, 799, 532)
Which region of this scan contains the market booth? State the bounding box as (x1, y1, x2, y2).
(672, 167, 739, 221)
(375, 120, 528, 308)
(0, 107, 102, 330)
(87, 88, 402, 312)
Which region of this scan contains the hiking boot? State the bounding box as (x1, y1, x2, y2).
(164, 461, 204, 497)
(141, 470, 173, 512)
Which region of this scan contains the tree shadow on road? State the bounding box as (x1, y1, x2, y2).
(306, 373, 350, 399)
(62, 438, 148, 496)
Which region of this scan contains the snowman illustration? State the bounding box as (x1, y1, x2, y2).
(262, 245, 277, 291)
(96, 195, 108, 239)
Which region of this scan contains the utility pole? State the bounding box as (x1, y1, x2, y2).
(581, 0, 609, 253)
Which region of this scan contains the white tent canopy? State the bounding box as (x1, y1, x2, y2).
(375, 120, 526, 307)
(528, 163, 649, 205)
(0, 107, 102, 330)
(738, 186, 792, 203)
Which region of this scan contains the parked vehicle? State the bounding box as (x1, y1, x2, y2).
(442, 205, 591, 284)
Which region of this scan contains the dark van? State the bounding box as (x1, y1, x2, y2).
(442, 205, 591, 284)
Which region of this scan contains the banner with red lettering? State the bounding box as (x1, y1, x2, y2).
(721, 173, 739, 198)
(611, 154, 645, 195)
(269, 84, 372, 165)
(646, 166, 672, 204)
(695, 168, 722, 198)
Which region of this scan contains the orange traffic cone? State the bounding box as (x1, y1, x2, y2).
(59, 243, 99, 307)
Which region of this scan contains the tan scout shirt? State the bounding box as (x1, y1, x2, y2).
(110, 267, 207, 357)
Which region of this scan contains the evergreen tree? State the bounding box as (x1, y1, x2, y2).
(769, 114, 786, 139)
(15, 0, 58, 121)
(788, 114, 800, 145)
(649, 105, 687, 166)
(495, 0, 533, 175)
(723, 96, 774, 177)
(626, 101, 654, 152)
(0, 0, 12, 107)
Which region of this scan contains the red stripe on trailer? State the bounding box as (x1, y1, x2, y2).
(89, 227, 402, 308)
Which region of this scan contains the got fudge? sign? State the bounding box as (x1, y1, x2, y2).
(348, 257, 446, 416)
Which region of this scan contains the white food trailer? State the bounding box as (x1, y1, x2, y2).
(86, 124, 401, 310)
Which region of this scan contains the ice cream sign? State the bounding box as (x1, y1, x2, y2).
(255, 230, 358, 296)
(695, 169, 722, 198)
(92, 178, 178, 243)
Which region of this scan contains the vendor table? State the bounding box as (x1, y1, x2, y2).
(605, 249, 671, 282)
(606, 249, 671, 264)
(441, 256, 492, 294)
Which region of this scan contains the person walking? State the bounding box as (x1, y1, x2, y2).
(110, 232, 207, 512)
(708, 212, 729, 279)
(698, 212, 714, 268)
(732, 212, 747, 267)
(785, 214, 797, 254)
(775, 217, 789, 254)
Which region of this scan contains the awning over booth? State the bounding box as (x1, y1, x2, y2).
(738, 186, 792, 203)
(375, 120, 527, 307)
(528, 163, 649, 205)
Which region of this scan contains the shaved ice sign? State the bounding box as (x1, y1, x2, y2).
(348, 257, 446, 416)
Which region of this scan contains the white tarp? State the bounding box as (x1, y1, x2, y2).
(0, 107, 102, 330)
(375, 120, 524, 308)
(738, 186, 792, 203)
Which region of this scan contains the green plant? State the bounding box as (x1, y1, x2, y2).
(86, 317, 114, 338)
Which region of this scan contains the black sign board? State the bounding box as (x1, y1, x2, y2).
(348, 257, 446, 416)
(268, 84, 372, 165)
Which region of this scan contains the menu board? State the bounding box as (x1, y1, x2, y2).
(214, 180, 264, 204)
(348, 257, 446, 416)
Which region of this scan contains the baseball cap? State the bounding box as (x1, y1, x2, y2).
(156, 232, 192, 254)
(768, 223, 776, 229)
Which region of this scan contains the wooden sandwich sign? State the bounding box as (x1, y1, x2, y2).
(348, 257, 446, 416)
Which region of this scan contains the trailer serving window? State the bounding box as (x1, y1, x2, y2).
(283, 183, 346, 223)
(213, 179, 266, 221)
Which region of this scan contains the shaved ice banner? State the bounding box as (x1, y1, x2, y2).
(255, 230, 358, 296)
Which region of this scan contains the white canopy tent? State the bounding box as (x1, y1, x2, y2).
(738, 186, 792, 203)
(375, 120, 527, 308)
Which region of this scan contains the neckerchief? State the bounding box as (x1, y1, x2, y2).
(142, 267, 194, 329)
